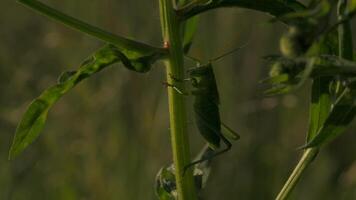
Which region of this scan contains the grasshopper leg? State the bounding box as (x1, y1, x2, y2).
(162, 81, 190, 95)
(183, 135, 232, 176)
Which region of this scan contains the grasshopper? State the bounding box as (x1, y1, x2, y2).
(165, 47, 244, 173)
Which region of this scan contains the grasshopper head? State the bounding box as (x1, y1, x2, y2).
(188, 64, 215, 89)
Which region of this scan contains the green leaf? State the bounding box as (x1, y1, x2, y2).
(278, 0, 330, 20)
(182, 16, 199, 53)
(263, 85, 293, 96)
(261, 74, 290, 85)
(306, 77, 333, 142)
(17, 0, 167, 62)
(304, 87, 356, 148)
(306, 31, 339, 57)
(178, 0, 306, 24)
(175, 0, 200, 53)
(8, 45, 127, 159)
(175, 0, 192, 7)
(349, 0, 356, 13)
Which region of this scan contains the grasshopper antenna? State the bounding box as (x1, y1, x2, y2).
(209, 41, 250, 63)
(184, 40, 250, 66)
(185, 54, 202, 67)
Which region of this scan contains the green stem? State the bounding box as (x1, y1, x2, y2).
(277, 1, 354, 199)
(337, 0, 354, 59)
(159, 1, 197, 200)
(17, 0, 165, 57)
(276, 0, 353, 200)
(275, 148, 319, 200)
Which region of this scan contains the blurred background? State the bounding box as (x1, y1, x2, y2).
(1, 0, 356, 199)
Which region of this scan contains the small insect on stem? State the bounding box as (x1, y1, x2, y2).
(166, 44, 247, 175)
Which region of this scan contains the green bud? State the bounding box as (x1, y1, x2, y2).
(269, 62, 284, 77)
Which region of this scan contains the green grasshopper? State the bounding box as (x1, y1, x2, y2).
(166, 47, 243, 173)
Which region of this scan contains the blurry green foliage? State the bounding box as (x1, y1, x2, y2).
(1, 0, 356, 200)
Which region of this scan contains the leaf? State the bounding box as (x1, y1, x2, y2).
(175, 0, 192, 7)
(8, 45, 127, 159)
(260, 74, 290, 85)
(183, 16, 199, 53)
(304, 87, 356, 148)
(349, 0, 356, 13)
(306, 31, 339, 56)
(278, 0, 330, 20)
(178, 0, 306, 24)
(263, 85, 293, 96)
(306, 77, 332, 142)
(17, 0, 167, 66)
(174, 0, 200, 53)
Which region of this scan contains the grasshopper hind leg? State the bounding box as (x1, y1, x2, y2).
(183, 136, 232, 176)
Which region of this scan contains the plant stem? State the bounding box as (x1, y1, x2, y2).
(337, 0, 354, 60)
(275, 148, 319, 200)
(17, 0, 165, 57)
(276, 1, 354, 199)
(159, 0, 198, 200)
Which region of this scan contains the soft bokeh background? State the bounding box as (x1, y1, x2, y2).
(1, 0, 356, 199)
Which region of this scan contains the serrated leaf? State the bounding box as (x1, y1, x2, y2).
(304, 87, 356, 148)
(8, 45, 127, 159)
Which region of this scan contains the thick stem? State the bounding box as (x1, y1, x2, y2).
(275, 148, 319, 200)
(159, 0, 198, 200)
